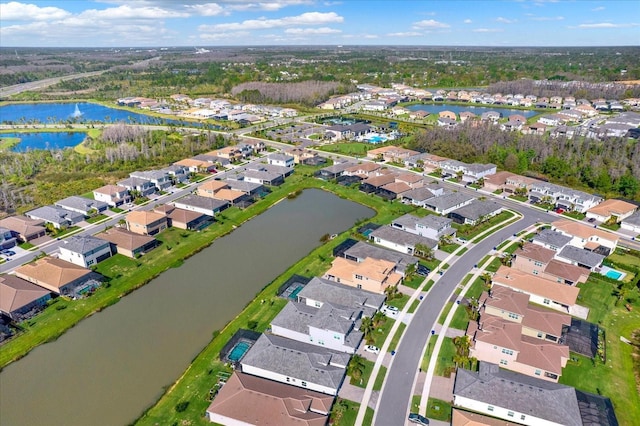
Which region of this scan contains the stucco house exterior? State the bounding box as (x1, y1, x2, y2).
(621, 211, 640, 234)
(585, 199, 637, 223)
(15, 256, 98, 297)
(95, 227, 157, 258)
(55, 196, 108, 216)
(125, 211, 168, 236)
(0, 275, 51, 321)
(551, 219, 618, 256)
(58, 235, 113, 268)
(0, 216, 46, 243)
(92, 184, 131, 207)
(391, 213, 454, 240)
(323, 256, 403, 294)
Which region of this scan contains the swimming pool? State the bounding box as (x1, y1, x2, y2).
(605, 270, 623, 280)
(367, 136, 387, 143)
(228, 341, 251, 362)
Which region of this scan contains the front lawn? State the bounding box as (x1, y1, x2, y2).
(426, 398, 452, 422)
(330, 398, 374, 426)
(388, 322, 406, 352)
(434, 337, 457, 377)
(457, 211, 518, 241)
(449, 304, 471, 330)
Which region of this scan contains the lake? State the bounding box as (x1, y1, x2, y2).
(407, 103, 539, 118)
(1, 132, 87, 151)
(0, 189, 374, 426)
(0, 102, 209, 127)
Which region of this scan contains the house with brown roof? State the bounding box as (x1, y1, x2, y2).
(153, 205, 209, 230)
(125, 211, 168, 236)
(483, 171, 516, 193)
(213, 146, 243, 162)
(379, 181, 412, 200)
(359, 173, 397, 195)
(0, 215, 46, 243)
(491, 266, 582, 317)
(551, 219, 619, 255)
(439, 110, 457, 120)
(174, 158, 217, 173)
(585, 199, 637, 223)
(95, 227, 157, 258)
(459, 111, 477, 123)
(513, 242, 589, 285)
(206, 371, 332, 426)
(92, 184, 131, 207)
(196, 180, 229, 198)
(323, 256, 403, 294)
(211, 188, 251, 206)
(14, 257, 98, 296)
(342, 162, 382, 178)
(467, 286, 570, 382)
(0, 275, 51, 321)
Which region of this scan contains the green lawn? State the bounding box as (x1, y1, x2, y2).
(508, 194, 528, 202)
(411, 395, 422, 414)
(485, 257, 503, 273)
(373, 365, 388, 391)
(350, 359, 375, 388)
(388, 322, 407, 352)
(457, 211, 518, 241)
(408, 299, 420, 313)
(440, 242, 461, 254)
(426, 398, 452, 422)
(449, 304, 471, 330)
(434, 337, 457, 377)
(86, 214, 108, 224)
(404, 274, 425, 289)
(437, 301, 454, 325)
(386, 293, 410, 310)
(330, 398, 374, 426)
(421, 335, 438, 371)
(317, 142, 371, 157)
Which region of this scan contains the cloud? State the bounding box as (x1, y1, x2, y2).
(463, 19, 472, 24)
(387, 31, 422, 37)
(530, 15, 564, 21)
(185, 3, 227, 16)
(591, 6, 605, 12)
(412, 19, 450, 29)
(199, 11, 343, 31)
(496, 17, 516, 24)
(75, 5, 189, 20)
(574, 22, 639, 29)
(473, 28, 504, 33)
(0, 1, 71, 20)
(284, 27, 341, 34)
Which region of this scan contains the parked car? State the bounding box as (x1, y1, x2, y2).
(408, 413, 430, 425)
(4, 250, 16, 256)
(555, 208, 565, 214)
(364, 345, 380, 354)
(417, 264, 431, 276)
(588, 217, 596, 223)
(383, 304, 399, 313)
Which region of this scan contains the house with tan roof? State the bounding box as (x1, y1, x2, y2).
(451, 409, 520, 426)
(174, 158, 217, 173)
(0, 275, 51, 321)
(0, 215, 46, 243)
(206, 371, 332, 426)
(211, 188, 251, 206)
(439, 110, 457, 120)
(92, 185, 132, 208)
(213, 146, 243, 161)
(585, 199, 637, 223)
(483, 171, 516, 193)
(125, 211, 168, 236)
(196, 179, 229, 198)
(468, 286, 570, 382)
(504, 174, 537, 194)
(323, 256, 403, 294)
(379, 181, 412, 200)
(491, 266, 582, 316)
(551, 219, 618, 255)
(513, 242, 589, 285)
(95, 227, 157, 258)
(153, 205, 209, 230)
(15, 256, 98, 296)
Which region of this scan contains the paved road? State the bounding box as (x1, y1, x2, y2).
(373, 208, 548, 425)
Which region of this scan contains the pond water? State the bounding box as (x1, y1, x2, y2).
(407, 103, 539, 118)
(1, 132, 87, 151)
(0, 102, 210, 127)
(0, 189, 374, 426)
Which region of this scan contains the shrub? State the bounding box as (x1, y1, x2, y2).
(174, 401, 189, 413)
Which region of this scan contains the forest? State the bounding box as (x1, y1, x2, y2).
(408, 123, 640, 201)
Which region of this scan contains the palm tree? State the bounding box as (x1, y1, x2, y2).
(372, 311, 386, 328)
(347, 355, 367, 381)
(414, 243, 434, 260)
(360, 317, 375, 344)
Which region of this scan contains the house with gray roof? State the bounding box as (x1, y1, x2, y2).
(271, 300, 364, 353)
(0, 227, 17, 250)
(25, 205, 85, 229)
(454, 362, 617, 426)
(391, 213, 454, 240)
(316, 161, 356, 180)
(400, 187, 436, 207)
(117, 176, 156, 197)
(242, 169, 285, 186)
(556, 246, 605, 271)
(130, 170, 173, 191)
(448, 199, 503, 225)
(172, 194, 228, 217)
(240, 333, 348, 395)
(528, 181, 602, 213)
(246, 162, 293, 178)
(224, 179, 267, 197)
(267, 153, 295, 168)
(370, 225, 438, 256)
(423, 192, 475, 215)
(296, 277, 385, 316)
(621, 211, 640, 234)
(342, 241, 418, 276)
(532, 229, 572, 252)
(58, 235, 113, 268)
(55, 196, 108, 216)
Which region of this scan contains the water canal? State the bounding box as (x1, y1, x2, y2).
(0, 189, 374, 426)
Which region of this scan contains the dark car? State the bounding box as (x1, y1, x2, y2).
(417, 264, 430, 276)
(408, 413, 429, 425)
(588, 217, 596, 223)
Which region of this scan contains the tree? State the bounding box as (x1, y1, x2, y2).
(617, 174, 639, 199)
(414, 243, 434, 260)
(360, 316, 375, 344)
(347, 354, 367, 381)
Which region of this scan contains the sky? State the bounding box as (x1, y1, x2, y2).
(1, 0, 639, 47)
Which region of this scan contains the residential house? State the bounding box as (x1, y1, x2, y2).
(555, 245, 605, 271)
(391, 213, 454, 240)
(459, 111, 477, 123)
(481, 111, 501, 122)
(225, 180, 267, 198)
(531, 228, 572, 252)
(0, 275, 51, 321)
(448, 199, 503, 225)
(315, 161, 356, 180)
(270, 300, 364, 353)
(522, 122, 548, 135)
(325, 123, 371, 141)
(211, 188, 251, 207)
(174, 158, 217, 174)
(461, 163, 497, 183)
(154, 205, 209, 230)
(240, 333, 348, 396)
(366, 146, 420, 163)
(341, 241, 418, 276)
(492, 266, 581, 316)
(55, 196, 108, 216)
(423, 192, 475, 215)
(394, 172, 425, 189)
(437, 117, 458, 128)
(451, 409, 520, 426)
(504, 175, 537, 194)
(483, 171, 516, 193)
(401, 187, 436, 207)
(125, 210, 168, 236)
(242, 169, 285, 186)
(214, 146, 244, 162)
(92, 184, 131, 207)
(369, 226, 438, 255)
(117, 176, 156, 197)
(267, 152, 295, 168)
(585, 199, 637, 223)
(378, 181, 412, 200)
(161, 164, 189, 184)
(129, 170, 172, 192)
(172, 194, 229, 217)
(15, 256, 98, 296)
(343, 162, 382, 178)
(359, 174, 397, 196)
(528, 182, 602, 213)
(0, 215, 46, 243)
(438, 110, 457, 120)
(58, 235, 113, 268)
(621, 211, 640, 234)
(551, 219, 618, 255)
(296, 277, 385, 317)
(454, 362, 594, 426)
(95, 227, 157, 258)
(0, 227, 17, 250)
(323, 256, 403, 294)
(25, 205, 85, 229)
(205, 371, 332, 426)
(196, 180, 229, 198)
(513, 243, 589, 285)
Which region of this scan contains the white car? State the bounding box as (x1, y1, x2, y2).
(364, 345, 380, 354)
(382, 304, 399, 314)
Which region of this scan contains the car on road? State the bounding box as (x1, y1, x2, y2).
(408, 413, 429, 425)
(364, 345, 380, 354)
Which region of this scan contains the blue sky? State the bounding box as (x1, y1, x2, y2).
(1, 0, 638, 47)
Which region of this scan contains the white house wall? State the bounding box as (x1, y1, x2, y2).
(453, 395, 561, 426)
(240, 364, 338, 395)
